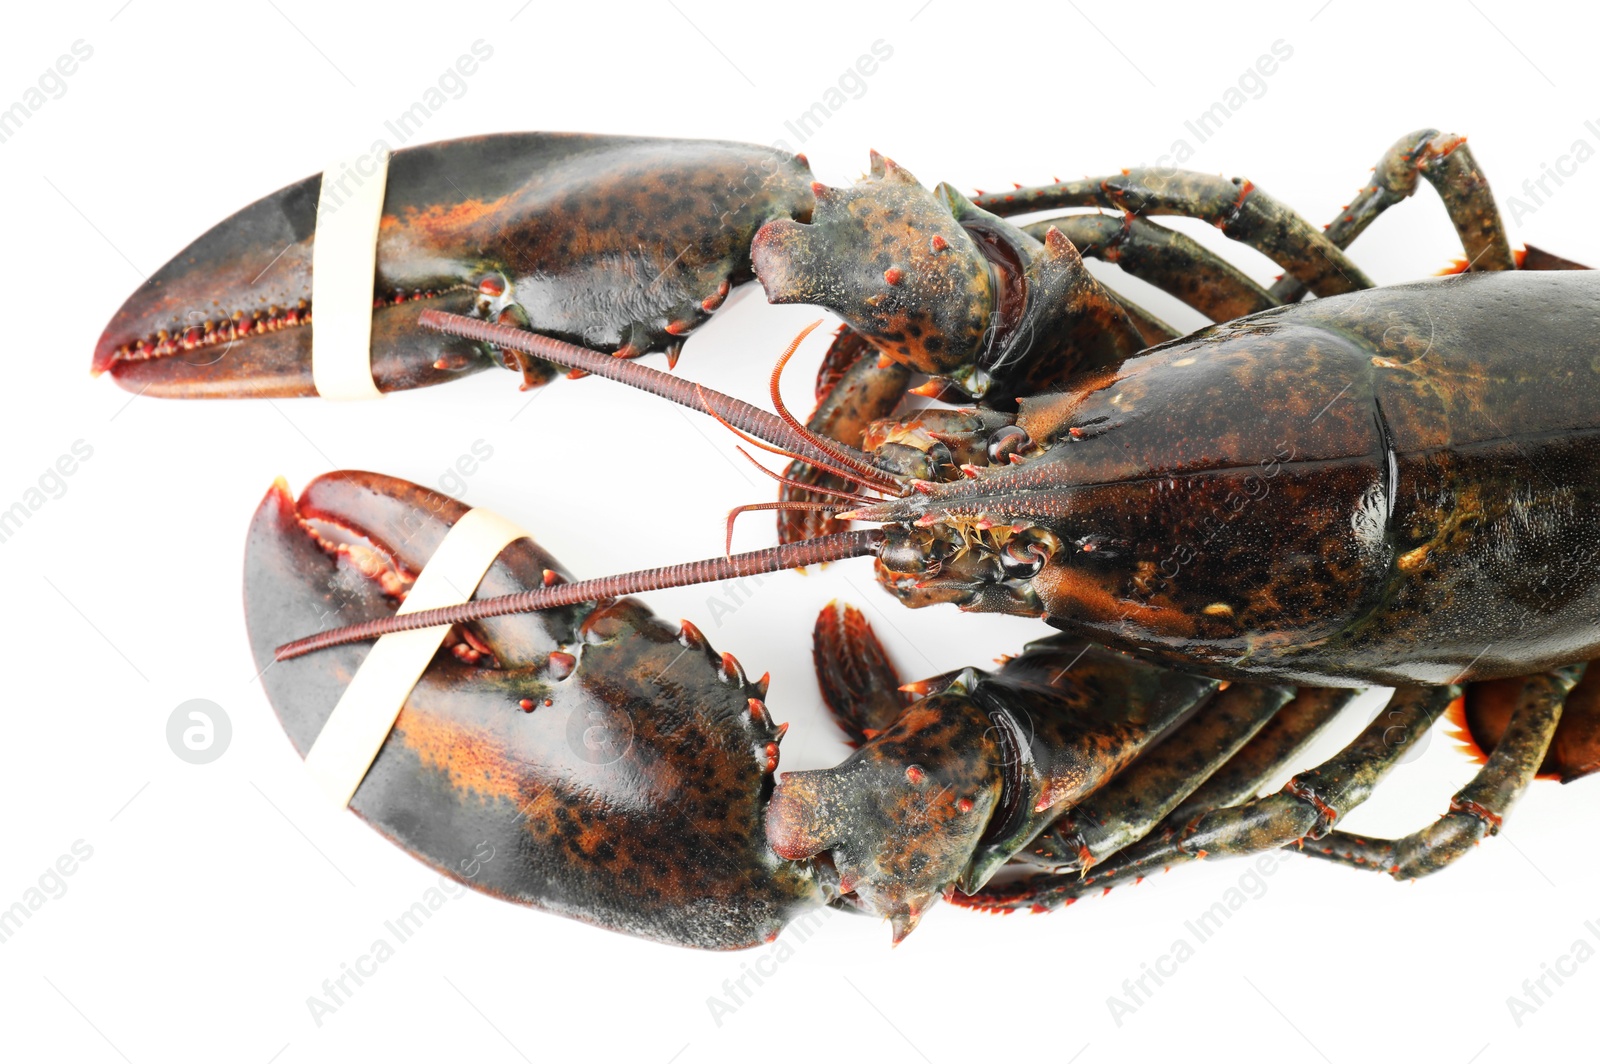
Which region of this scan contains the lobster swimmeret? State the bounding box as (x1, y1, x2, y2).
(99, 130, 1600, 948)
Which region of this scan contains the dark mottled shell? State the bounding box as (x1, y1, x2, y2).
(96, 134, 813, 397)
(882, 270, 1600, 685)
(244, 472, 821, 949)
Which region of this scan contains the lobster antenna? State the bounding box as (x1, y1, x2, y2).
(693, 382, 892, 496)
(724, 500, 841, 555)
(419, 311, 901, 494)
(274, 529, 885, 661)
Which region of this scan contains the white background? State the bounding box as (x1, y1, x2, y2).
(3, 1, 1598, 1061)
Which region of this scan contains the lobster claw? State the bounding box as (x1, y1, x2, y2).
(751, 152, 1142, 404)
(96, 134, 814, 398)
(244, 471, 826, 948)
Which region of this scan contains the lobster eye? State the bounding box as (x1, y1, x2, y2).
(1001, 537, 1047, 579)
(987, 425, 1031, 464)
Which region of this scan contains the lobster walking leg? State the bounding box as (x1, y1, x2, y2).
(1020, 682, 1294, 871)
(768, 631, 1222, 937)
(965, 686, 1454, 911)
(1270, 128, 1515, 302)
(1022, 214, 1279, 323)
(974, 169, 1373, 297)
(1457, 663, 1600, 783)
(1305, 668, 1576, 878)
(955, 687, 1356, 912)
(1152, 688, 1359, 832)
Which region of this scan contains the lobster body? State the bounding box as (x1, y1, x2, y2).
(92, 128, 1600, 949)
(877, 270, 1600, 686)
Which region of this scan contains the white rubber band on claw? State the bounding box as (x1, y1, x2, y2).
(303, 506, 529, 806)
(311, 150, 390, 400)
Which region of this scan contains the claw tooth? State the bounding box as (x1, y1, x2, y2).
(775, 721, 789, 741)
(547, 650, 577, 680)
(700, 279, 732, 312)
(720, 651, 745, 684)
(664, 341, 683, 370)
(678, 619, 705, 647)
(889, 908, 923, 945)
(754, 671, 771, 698)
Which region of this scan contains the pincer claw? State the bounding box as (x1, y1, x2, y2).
(246, 470, 825, 948)
(96, 134, 815, 399)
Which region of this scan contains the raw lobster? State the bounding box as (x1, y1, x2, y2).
(99, 129, 1600, 947)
